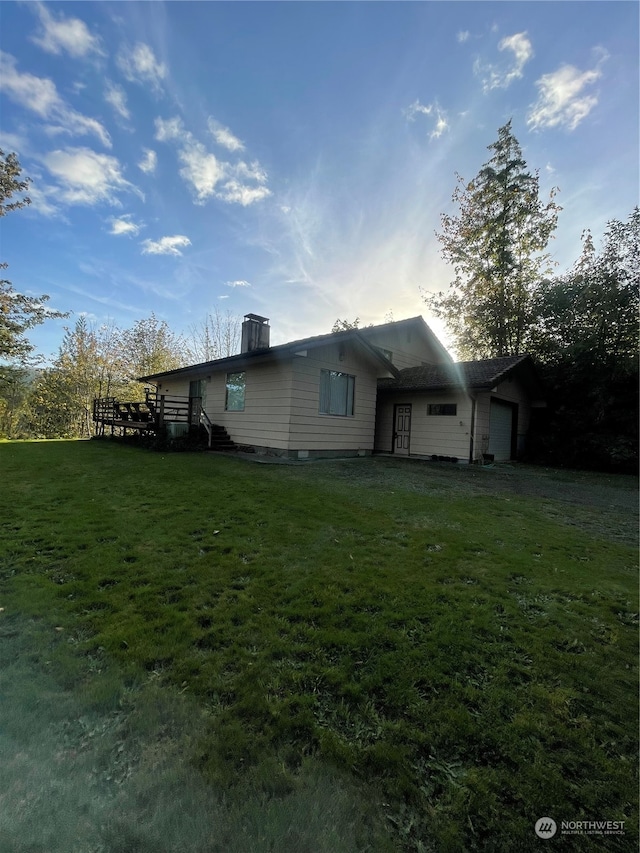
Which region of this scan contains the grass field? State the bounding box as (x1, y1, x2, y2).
(0, 440, 637, 852)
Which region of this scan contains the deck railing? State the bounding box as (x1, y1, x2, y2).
(93, 392, 213, 446)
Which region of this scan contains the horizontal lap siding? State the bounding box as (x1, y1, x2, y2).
(289, 345, 379, 451)
(214, 362, 293, 449)
(376, 392, 472, 460)
(156, 364, 293, 449)
(362, 327, 446, 369)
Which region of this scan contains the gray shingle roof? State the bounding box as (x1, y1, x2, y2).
(378, 354, 533, 392)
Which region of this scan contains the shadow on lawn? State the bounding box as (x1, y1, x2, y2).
(0, 615, 393, 853)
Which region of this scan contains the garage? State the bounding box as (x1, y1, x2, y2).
(488, 399, 515, 461)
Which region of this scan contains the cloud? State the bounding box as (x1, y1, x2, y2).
(30, 2, 103, 58)
(155, 116, 270, 206)
(208, 119, 245, 152)
(404, 100, 449, 140)
(141, 235, 191, 256)
(156, 117, 224, 201)
(217, 180, 271, 206)
(178, 140, 225, 203)
(154, 116, 185, 142)
(43, 147, 136, 205)
(224, 280, 251, 288)
(457, 31, 470, 44)
(117, 43, 167, 94)
(20, 175, 60, 218)
(138, 148, 157, 174)
(475, 31, 533, 92)
(104, 81, 130, 120)
(527, 52, 607, 131)
(0, 52, 111, 147)
(109, 214, 142, 236)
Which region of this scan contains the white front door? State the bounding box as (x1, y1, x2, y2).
(394, 404, 411, 455)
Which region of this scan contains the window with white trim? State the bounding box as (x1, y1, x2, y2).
(319, 369, 355, 416)
(225, 372, 245, 411)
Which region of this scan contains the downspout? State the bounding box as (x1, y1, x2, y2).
(468, 393, 477, 464)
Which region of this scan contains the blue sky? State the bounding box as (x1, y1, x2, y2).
(1, 1, 638, 361)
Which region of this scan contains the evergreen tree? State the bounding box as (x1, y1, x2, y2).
(425, 121, 560, 358)
(0, 149, 65, 362)
(527, 209, 639, 472)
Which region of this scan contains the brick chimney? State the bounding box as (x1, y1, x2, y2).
(241, 314, 270, 353)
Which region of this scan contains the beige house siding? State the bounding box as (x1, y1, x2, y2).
(153, 344, 384, 456)
(288, 342, 381, 454)
(156, 361, 294, 450)
(214, 360, 294, 450)
(375, 392, 473, 461)
(362, 326, 448, 369)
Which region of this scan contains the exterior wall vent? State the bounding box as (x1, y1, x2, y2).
(241, 314, 270, 353)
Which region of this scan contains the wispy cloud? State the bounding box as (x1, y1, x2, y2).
(208, 118, 245, 152)
(457, 31, 470, 44)
(21, 173, 61, 218)
(29, 1, 103, 59)
(141, 235, 191, 256)
(527, 51, 607, 131)
(0, 51, 111, 147)
(43, 147, 136, 205)
(138, 148, 157, 174)
(117, 43, 167, 95)
(154, 116, 270, 205)
(218, 179, 271, 206)
(109, 214, 142, 236)
(155, 116, 225, 201)
(0, 129, 28, 154)
(224, 280, 251, 288)
(404, 100, 449, 140)
(475, 32, 534, 92)
(104, 80, 130, 120)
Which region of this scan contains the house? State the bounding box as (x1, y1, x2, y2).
(135, 313, 544, 463)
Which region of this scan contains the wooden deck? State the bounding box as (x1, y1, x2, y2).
(92, 392, 236, 450)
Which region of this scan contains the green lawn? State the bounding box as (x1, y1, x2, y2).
(0, 441, 637, 852)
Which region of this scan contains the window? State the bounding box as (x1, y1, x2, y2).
(225, 372, 245, 411)
(428, 403, 457, 416)
(319, 369, 355, 416)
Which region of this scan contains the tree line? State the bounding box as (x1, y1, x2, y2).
(0, 309, 241, 440)
(1, 134, 638, 470)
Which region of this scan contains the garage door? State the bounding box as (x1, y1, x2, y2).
(488, 400, 514, 461)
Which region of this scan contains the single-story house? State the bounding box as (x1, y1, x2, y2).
(139, 313, 545, 462)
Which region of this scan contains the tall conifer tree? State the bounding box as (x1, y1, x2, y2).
(425, 121, 560, 358)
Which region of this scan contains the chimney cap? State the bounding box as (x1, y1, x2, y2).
(243, 313, 269, 323)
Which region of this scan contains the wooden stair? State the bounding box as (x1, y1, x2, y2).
(208, 424, 238, 452)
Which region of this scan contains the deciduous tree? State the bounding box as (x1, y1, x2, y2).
(121, 313, 187, 381)
(186, 308, 241, 362)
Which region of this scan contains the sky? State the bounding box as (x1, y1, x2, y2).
(1, 1, 638, 362)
